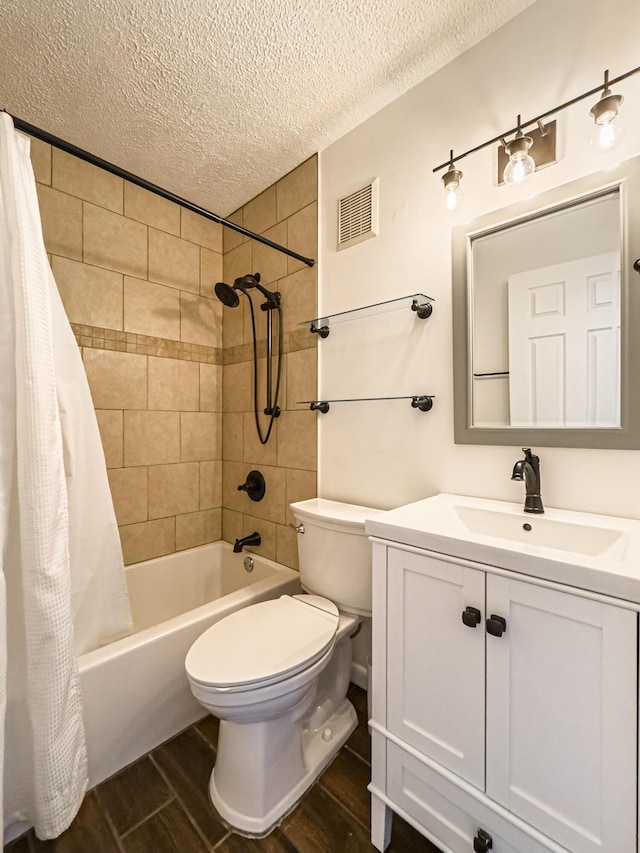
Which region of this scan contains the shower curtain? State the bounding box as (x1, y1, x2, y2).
(0, 113, 133, 839)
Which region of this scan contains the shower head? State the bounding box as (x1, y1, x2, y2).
(214, 280, 241, 308)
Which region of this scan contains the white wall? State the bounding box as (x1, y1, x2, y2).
(318, 0, 640, 519)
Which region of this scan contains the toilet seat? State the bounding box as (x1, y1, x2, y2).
(185, 594, 339, 692)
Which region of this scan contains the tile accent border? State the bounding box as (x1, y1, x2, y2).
(70, 323, 223, 364)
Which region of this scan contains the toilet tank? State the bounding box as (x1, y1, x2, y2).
(290, 498, 382, 617)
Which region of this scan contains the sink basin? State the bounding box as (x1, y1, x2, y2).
(452, 505, 626, 557)
(365, 494, 640, 604)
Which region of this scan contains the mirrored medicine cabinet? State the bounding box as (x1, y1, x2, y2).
(452, 155, 640, 449)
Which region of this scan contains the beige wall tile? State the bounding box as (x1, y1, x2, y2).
(200, 248, 223, 299)
(248, 465, 285, 524)
(276, 523, 299, 571)
(181, 209, 223, 252)
(222, 508, 244, 544)
(124, 182, 180, 235)
(223, 461, 250, 513)
(30, 137, 51, 185)
(243, 186, 276, 235)
(148, 462, 200, 519)
(252, 221, 288, 286)
(123, 276, 181, 340)
(223, 209, 245, 254)
(276, 156, 317, 221)
(223, 412, 243, 462)
(96, 409, 123, 468)
(285, 468, 317, 525)
(180, 292, 222, 347)
(287, 201, 318, 275)
(242, 517, 276, 560)
(243, 411, 277, 466)
(223, 361, 251, 412)
(108, 467, 148, 525)
(176, 509, 221, 551)
(276, 409, 316, 470)
(200, 460, 222, 509)
(52, 256, 123, 329)
(124, 411, 180, 466)
(222, 296, 244, 348)
(148, 357, 199, 411)
(36, 184, 82, 260)
(148, 227, 199, 292)
(149, 228, 200, 293)
(84, 203, 147, 278)
(181, 411, 221, 461)
(223, 240, 252, 286)
(120, 517, 175, 565)
(53, 149, 123, 212)
(200, 363, 222, 412)
(83, 349, 147, 410)
(278, 266, 317, 331)
(286, 347, 317, 410)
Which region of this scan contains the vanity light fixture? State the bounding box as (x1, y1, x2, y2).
(589, 70, 624, 151)
(501, 117, 536, 185)
(441, 151, 463, 210)
(433, 63, 640, 199)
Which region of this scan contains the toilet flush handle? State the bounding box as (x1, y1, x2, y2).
(289, 523, 305, 534)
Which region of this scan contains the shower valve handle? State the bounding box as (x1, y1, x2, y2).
(237, 470, 266, 502)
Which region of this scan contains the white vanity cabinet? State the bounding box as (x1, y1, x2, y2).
(370, 541, 638, 853)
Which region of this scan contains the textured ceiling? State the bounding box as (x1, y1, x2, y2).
(0, 0, 535, 215)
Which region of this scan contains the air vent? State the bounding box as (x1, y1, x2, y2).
(337, 178, 378, 250)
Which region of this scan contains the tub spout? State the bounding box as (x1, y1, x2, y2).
(233, 532, 261, 553)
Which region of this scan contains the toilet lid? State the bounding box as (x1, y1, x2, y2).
(185, 595, 339, 691)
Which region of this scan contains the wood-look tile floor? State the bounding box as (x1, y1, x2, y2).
(5, 686, 441, 853)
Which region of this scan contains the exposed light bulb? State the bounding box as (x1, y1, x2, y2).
(503, 152, 536, 185)
(445, 188, 459, 210)
(502, 123, 536, 186)
(441, 155, 463, 212)
(589, 71, 624, 152)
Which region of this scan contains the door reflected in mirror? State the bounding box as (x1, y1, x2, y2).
(471, 189, 621, 429)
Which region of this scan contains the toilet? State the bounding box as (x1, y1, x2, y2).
(185, 498, 378, 836)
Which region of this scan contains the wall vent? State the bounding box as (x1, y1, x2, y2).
(337, 178, 378, 250)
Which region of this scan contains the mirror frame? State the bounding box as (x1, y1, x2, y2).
(453, 156, 640, 449)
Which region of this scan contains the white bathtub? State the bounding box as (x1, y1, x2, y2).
(79, 541, 301, 787)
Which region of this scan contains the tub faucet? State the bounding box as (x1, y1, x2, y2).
(233, 532, 261, 553)
(511, 448, 544, 514)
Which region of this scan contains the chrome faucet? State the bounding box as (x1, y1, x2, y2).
(233, 531, 261, 553)
(511, 448, 544, 514)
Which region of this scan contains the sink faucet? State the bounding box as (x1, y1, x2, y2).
(233, 531, 261, 553)
(511, 448, 544, 514)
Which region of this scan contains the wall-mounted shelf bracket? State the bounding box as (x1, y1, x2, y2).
(411, 299, 433, 319)
(300, 395, 435, 414)
(300, 293, 434, 338)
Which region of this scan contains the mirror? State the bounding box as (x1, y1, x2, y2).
(453, 156, 640, 449)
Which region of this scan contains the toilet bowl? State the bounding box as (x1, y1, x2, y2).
(185, 498, 379, 836)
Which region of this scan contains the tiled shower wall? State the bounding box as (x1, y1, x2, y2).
(30, 136, 224, 565)
(221, 156, 318, 570)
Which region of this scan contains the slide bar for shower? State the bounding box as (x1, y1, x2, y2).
(3, 110, 315, 268)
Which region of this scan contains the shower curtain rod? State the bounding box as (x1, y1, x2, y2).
(3, 110, 315, 268)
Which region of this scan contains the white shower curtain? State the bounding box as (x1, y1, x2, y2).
(0, 113, 132, 839)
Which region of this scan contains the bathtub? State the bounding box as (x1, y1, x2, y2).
(79, 541, 301, 787)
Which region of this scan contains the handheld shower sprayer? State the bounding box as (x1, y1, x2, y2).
(214, 272, 283, 445)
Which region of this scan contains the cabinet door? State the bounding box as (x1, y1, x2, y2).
(387, 548, 485, 789)
(486, 575, 637, 853)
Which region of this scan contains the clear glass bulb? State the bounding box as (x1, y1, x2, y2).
(503, 153, 536, 185)
(588, 117, 624, 152)
(445, 187, 460, 211)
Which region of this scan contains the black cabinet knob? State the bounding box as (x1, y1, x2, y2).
(461, 606, 481, 628)
(473, 829, 493, 852)
(486, 615, 507, 637)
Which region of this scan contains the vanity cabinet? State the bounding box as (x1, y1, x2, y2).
(370, 543, 638, 853)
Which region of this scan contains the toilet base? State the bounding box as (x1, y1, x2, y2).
(209, 697, 358, 837)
